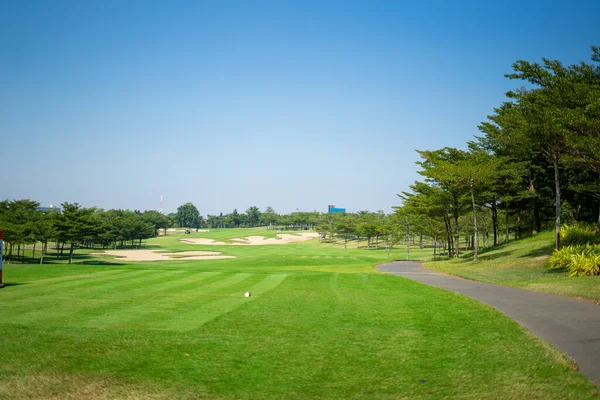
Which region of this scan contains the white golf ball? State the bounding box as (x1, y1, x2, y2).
(244, 292, 251, 297)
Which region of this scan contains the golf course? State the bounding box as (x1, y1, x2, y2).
(1, 228, 598, 399)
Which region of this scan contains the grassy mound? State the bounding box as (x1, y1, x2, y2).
(425, 230, 600, 301)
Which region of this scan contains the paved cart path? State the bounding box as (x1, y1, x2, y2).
(378, 261, 600, 386)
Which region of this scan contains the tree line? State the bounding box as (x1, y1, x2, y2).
(171, 203, 321, 230)
(0, 200, 170, 264)
(397, 46, 600, 261)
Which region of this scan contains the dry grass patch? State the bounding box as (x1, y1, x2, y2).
(0, 372, 202, 400)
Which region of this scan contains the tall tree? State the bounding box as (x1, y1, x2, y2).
(416, 148, 469, 257)
(174, 202, 201, 229)
(261, 206, 278, 229)
(55, 203, 101, 264)
(246, 206, 261, 227)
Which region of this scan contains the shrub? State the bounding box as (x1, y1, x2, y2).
(549, 244, 600, 276)
(549, 246, 578, 270)
(561, 223, 600, 246)
(568, 250, 600, 277)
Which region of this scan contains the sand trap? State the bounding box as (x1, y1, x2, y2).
(180, 232, 319, 246)
(90, 250, 235, 261)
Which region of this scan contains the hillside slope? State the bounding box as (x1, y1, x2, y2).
(424, 231, 600, 302)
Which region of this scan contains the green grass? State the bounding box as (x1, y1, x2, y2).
(425, 230, 600, 302)
(1, 229, 598, 399)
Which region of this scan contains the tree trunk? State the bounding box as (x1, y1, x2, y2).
(419, 235, 423, 250)
(492, 202, 498, 245)
(505, 209, 509, 243)
(444, 215, 452, 259)
(597, 200, 600, 234)
(40, 241, 46, 265)
(471, 186, 479, 262)
(68, 243, 74, 264)
(32, 242, 36, 261)
(532, 192, 541, 234)
(406, 234, 410, 261)
(553, 154, 561, 250)
(344, 237, 347, 250)
(453, 196, 460, 258)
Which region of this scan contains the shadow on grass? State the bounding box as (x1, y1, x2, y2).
(543, 267, 568, 275)
(477, 250, 515, 261)
(521, 244, 554, 258)
(0, 282, 29, 287)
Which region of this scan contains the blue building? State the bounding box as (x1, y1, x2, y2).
(328, 205, 346, 214)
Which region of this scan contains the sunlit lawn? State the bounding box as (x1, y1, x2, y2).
(425, 230, 600, 302)
(1, 229, 597, 399)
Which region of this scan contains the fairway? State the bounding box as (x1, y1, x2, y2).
(0, 229, 598, 399)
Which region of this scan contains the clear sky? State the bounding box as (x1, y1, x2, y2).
(2, 0, 598, 215)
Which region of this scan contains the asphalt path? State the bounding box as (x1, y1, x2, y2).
(378, 260, 600, 387)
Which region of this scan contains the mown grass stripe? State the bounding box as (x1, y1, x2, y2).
(92, 273, 260, 330)
(12, 269, 128, 285)
(14, 270, 186, 305)
(39, 271, 225, 328)
(3, 269, 150, 300)
(75, 272, 245, 329)
(93, 273, 257, 329)
(4, 271, 190, 324)
(151, 274, 289, 331)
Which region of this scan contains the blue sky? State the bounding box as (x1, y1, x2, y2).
(2, 0, 598, 215)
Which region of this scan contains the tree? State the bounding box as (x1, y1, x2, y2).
(141, 210, 171, 236)
(499, 51, 600, 248)
(380, 215, 403, 259)
(261, 206, 278, 229)
(416, 148, 469, 257)
(230, 209, 240, 228)
(435, 146, 502, 261)
(332, 213, 356, 249)
(394, 207, 415, 260)
(246, 206, 261, 227)
(55, 203, 101, 264)
(400, 182, 455, 258)
(36, 210, 56, 264)
(174, 202, 201, 229)
(0, 199, 40, 262)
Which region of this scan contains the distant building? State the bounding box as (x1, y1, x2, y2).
(328, 205, 346, 214)
(38, 205, 61, 213)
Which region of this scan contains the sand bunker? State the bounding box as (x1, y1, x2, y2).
(90, 250, 235, 261)
(180, 232, 319, 246)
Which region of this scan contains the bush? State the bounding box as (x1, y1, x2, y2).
(549, 246, 578, 270)
(568, 250, 600, 277)
(561, 223, 600, 246)
(549, 244, 600, 276)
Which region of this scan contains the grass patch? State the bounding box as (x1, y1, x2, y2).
(425, 230, 600, 302)
(1, 229, 598, 398)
